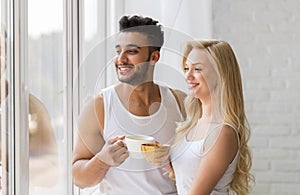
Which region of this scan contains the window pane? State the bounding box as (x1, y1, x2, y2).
(28, 0, 66, 194)
(75, 1, 107, 194)
(1, 1, 12, 194)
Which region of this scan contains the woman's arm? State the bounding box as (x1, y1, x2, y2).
(188, 125, 238, 195)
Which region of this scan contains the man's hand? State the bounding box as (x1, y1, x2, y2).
(96, 136, 129, 166)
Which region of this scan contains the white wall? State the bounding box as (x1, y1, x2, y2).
(212, 0, 300, 194)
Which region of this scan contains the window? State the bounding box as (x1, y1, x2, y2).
(28, 0, 65, 194)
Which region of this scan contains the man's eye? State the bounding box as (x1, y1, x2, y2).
(195, 68, 202, 71)
(116, 50, 121, 54)
(127, 50, 138, 54)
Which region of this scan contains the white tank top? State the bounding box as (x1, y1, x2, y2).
(100, 85, 183, 195)
(171, 124, 239, 195)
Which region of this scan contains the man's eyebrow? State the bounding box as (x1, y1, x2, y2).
(115, 44, 142, 49)
(126, 44, 141, 49)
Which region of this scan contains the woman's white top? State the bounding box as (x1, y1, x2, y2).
(100, 84, 183, 195)
(171, 124, 238, 195)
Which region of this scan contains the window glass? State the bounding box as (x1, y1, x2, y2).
(75, 1, 108, 194)
(28, 0, 67, 194)
(1, 1, 10, 194)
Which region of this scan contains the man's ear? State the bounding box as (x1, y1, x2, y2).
(150, 50, 160, 65)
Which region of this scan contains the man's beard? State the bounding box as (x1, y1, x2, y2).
(117, 61, 150, 86)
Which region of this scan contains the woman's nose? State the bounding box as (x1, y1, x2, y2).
(185, 70, 193, 80)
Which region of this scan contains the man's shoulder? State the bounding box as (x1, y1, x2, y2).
(171, 88, 186, 97)
(101, 85, 115, 93)
(95, 92, 104, 103)
(155, 83, 186, 99)
(167, 87, 186, 100)
(95, 84, 118, 102)
(159, 85, 186, 118)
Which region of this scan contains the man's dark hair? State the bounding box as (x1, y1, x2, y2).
(119, 15, 164, 51)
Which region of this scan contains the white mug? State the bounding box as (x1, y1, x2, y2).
(124, 135, 155, 159)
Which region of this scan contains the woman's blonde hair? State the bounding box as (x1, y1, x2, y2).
(176, 40, 255, 194)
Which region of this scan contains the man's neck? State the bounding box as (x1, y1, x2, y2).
(115, 82, 161, 116)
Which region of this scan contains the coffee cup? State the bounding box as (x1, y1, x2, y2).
(141, 143, 171, 164)
(124, 135, 155, 159)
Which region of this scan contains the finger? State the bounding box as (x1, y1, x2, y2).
(108, 137, 121, 144)
(115, 140, 126, 147)
(111, 135, 127, 144)
(108, 143, 123, 154)
(154, 140, 160, 144)
(162, 162, 173, 171)
(114, 147, 128, 159)
(115, 146, 128, 154)
(118, 151, 129, 162)
(112, 150, 129, 165)
(109, 143, 127, 155)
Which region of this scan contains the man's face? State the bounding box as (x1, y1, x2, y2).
(114, 32, 152, 85)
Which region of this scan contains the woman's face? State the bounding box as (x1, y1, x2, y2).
(184, 48, 217, 101)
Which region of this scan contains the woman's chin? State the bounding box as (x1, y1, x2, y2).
(188, 90, 197, 97)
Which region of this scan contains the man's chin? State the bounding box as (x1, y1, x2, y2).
(118, 77, 134, 85)
(118, 78, 144, 86)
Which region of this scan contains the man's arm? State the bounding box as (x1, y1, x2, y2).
(72, 94, 109, 188)
(72, 94, 129, 188)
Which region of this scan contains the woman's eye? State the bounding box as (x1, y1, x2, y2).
(183, 67, 189, 72)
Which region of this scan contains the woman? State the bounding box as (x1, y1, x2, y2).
(170, 40, 254, 195)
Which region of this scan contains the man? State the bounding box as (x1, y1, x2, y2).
(72, 15, 186, 194)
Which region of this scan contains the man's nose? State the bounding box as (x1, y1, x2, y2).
(117, 52, 128, 64)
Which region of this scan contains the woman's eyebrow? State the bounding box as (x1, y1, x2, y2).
(191, 62, 203, 65)
(186, 62, 204, 66)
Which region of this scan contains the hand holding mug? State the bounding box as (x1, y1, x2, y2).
(141, 142, 175, 180)
(96, 136, 129, 166)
